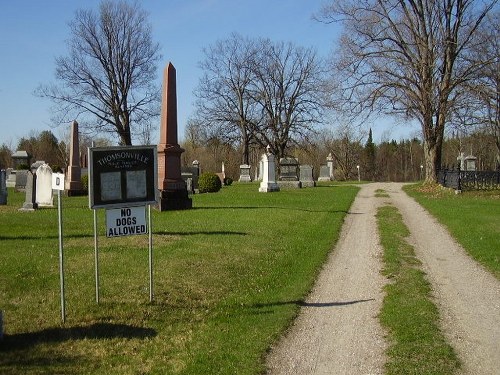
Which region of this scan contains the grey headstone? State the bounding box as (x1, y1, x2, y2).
(318, 165, 331, 181)
(279, 157, 299, 181)
(15, 170, 28, 191)
(19, 171, 38, 211)
(0, 170, 7, 205)
(239, 164, 252, 182)
(299, 165, 315, 188)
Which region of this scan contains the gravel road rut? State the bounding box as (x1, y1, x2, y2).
(266, 182, 500, 375)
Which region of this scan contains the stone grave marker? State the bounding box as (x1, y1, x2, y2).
(318, 165, 331, 181)
(0, 170, 7, 205)
(239, 164, 252, 182)
(6, 168, 16, 188)
(35, 163, 54, 207)
(15, 169, 28, 191)
(19, 171, 37, 211)
(278, 157, 301, 189)
(259, 148, 280, 192)
(299, 165, 315, 188)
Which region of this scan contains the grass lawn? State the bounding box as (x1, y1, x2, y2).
(404, 184, 500, 279)
(0, 183, 358, 374)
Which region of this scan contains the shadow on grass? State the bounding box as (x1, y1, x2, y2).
(154, 230, 248, 236)
(192, 206, 351, 214)
(252, 299, 375, 309)
(0, 322, 156, 352)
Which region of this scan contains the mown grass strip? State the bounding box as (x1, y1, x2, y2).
(0, 183, 358, 374)
(377, 205, 460, 375)
(404, 184, 500, 279)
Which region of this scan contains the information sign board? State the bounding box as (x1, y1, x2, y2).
(106, 206, 147, 237)
(88, 146, 157, 209)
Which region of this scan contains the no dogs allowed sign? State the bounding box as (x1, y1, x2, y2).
(106, 206, 147, 237)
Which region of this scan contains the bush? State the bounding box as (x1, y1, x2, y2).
(224, 177, 233, 186)
(81, 174, 89, 192)
(16, 164, 29, 170)
(198, 172, 222, 193)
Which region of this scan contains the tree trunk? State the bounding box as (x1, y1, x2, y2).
(423, 139, 442, 183)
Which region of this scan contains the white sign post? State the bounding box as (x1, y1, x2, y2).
(52, 173, 66, 322)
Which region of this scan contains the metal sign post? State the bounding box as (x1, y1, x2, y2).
(88, 146, 157, 303)
(148, 204, 153, 302)
(52, 173, 66, 322)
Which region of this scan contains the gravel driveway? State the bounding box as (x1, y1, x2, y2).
(266, 182, 500, 375)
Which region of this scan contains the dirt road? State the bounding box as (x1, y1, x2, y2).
(266, 183, 500, 375)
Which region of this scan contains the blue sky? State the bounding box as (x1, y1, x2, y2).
(0, 0, 419, 147)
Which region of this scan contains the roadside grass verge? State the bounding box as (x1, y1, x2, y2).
(404, 184, 500, 279)
(377, 203, 460, 375)
(0, 183, 358, 374)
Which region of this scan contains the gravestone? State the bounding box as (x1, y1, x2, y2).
(327, 153, 335, 180)
(15, 170, 28, 191)
(6, 168, 16, 188)
(66, 121, 83, 195)
(11, 150, 31, 169)
(31, 160, 45, 173)
(239, 164, 252, 182)
(318, 165, 331, 181)
(278, 157, 301, 189)
(35, 163, 54, 207)
(0, 170, 7, 205)
(181, 160, 200, 194)
(19, 171, 37, 211)
(157, 62, 192, 210)
(259, 148, 280, 193)
(299, 165, 315, 188)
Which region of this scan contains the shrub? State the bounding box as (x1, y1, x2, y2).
(198, 172, 222, 193)
(224, 177, 233, 186)
(81, 174, 89, 192)
(16, 164, 29, 170)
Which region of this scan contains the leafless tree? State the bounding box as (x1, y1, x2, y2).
(250, 39, 327, 161)
(36, 0, 161, 146)
(194, 36, 327, 164)
(458, 11, 500, 168)
(194, 33, 260, 164)
(317, 0, 497, 182)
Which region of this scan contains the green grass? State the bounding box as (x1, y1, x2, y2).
(404, 184, 500, 279)
(0, 183, 358, 374)
(377, 205, 461, 375)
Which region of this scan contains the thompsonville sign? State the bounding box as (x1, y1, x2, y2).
(88, 146, 157, 209)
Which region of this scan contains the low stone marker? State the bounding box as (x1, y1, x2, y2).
(239, 164, 252, 182)
(318, 165, 331, 181)
(19, 171, 38, 211)
(278, 157, 301, 189)
(299, 165, 316, 188)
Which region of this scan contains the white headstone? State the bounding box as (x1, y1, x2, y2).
(35, 164, 54, 207)
(259, 151, 280, 193)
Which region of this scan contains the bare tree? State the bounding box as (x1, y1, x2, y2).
(250, 39, 327, 161)
(195, 36, 327, 164)
(459, 11, 500, 168)
(317, 0, 497, 182)
(194, 33, 260, 164)
(36, 0, 161, 145)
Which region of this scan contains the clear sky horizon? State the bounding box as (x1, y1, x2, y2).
(0, 0, 420, 149)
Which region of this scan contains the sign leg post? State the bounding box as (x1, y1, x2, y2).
(94, 209, 99, 304)
(57, 189, 66, 323)
(148, 205, 153, 302)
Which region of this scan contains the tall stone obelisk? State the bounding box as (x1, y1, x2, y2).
(157, 62, 192, 210)
(65, 120, 83, 196)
